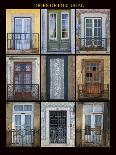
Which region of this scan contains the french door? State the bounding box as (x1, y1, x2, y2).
(85, 18, 102, 47)
(14, 62, 32, 99)
(47, 10, 71, 51)
(12, 104, 33, 146)
(14, 17, 31, 50)
(83, 103, 104, 144)
(49, 111, 67, 144)
(84, 114, 103, 143)
(46, 56, 68, 100)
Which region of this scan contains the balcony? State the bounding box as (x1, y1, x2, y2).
(77, 38, 107, 51)
(7, 33, 39, 54)
(76, 129, 109, 147)
(7, 84, 39, 101)
(6, 129, 40, 147)
(78, 84, 109, 101)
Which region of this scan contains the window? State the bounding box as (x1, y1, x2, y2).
(61, 13, 69, 39)
(12, 104, 33, 145)
(85, 18, 102, 46)
(84, 60, 103, 84)
(49, 13, 57, 39)
(85, 63, 100, 83)
(83, 103, 104, 136)
(14, 62, 32, 92)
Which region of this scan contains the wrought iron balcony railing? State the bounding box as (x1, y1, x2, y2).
(77, 38, 107, 51)
(78, 84, 109, 100)
(7, 84, 39, 100)
(7, 33, 39, 52)
(6, 129, 40, 147)
(76, 129, 110, 147)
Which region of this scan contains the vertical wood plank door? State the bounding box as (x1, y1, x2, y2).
(46, 56, 68, 100)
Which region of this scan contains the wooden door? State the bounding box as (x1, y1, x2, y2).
(47, 10, 71, 52)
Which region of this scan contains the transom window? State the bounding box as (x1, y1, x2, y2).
(14, 104, 32, 112)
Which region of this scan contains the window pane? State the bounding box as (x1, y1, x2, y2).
(15, 115, 21, 125)
(95, 115, 102, 135)
(84, 104, 93, 113)
(94, 104, 104, 112)
(85, 115, 91, 135)
(49, 14, 56, 39)
(61, 13, 69, 38)
(14, 105, 23, 111)
(24, 105, 32, 111)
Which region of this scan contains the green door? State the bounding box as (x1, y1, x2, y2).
(47, 9, 71, 52)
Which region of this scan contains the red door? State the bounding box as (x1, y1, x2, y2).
(84, 61, 103, 97)
(14, 62, 32, 99)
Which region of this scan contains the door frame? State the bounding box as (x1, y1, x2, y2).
(46, 55, 68, 100)
(14, 17, 32, 49)
(46, 107, 70, 145)
(82, 103, 104, 144)
(12, 103, 34, 146)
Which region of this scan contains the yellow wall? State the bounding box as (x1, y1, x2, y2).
(6, 9, 40, 51)
(6, 9, 40, 33)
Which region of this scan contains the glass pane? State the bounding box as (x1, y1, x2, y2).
(94, 104, 104, 112)
(25, 115, 31, 127)
(25, 115, 31, 135)
(15, 64, 21, 71)
(95, 115, 102, 135)
(95, 115, 102, 126)
(15, 18, 22, 33)
(14, 105, 23, 111)
(62, 13, 69, 38)
(24, 18, 31, 33)
(15, 115, 21, 125)
(49, 14, 56, 38)
(24, 105, 32, 111)
(84, 104, 93, 113)
(85, 115, 91, 135)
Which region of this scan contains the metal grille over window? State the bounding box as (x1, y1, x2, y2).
(49, 111, 67, 144)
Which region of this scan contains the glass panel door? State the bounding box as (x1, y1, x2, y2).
(14, 63, 32, 99)
(85, 18, 102, 47)
(49, 111, 67, 144)
(14, 18, 31, 50)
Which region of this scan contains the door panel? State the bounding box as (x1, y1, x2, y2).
(14, 17, 31, 50)
(84, 114, 103, 144)
(84, 61, 103, 96)
(49, 111, 67, 144)
(47, 10, 71, 52)
(12, 105, 33, 146)
(46, 56, 68, 100)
